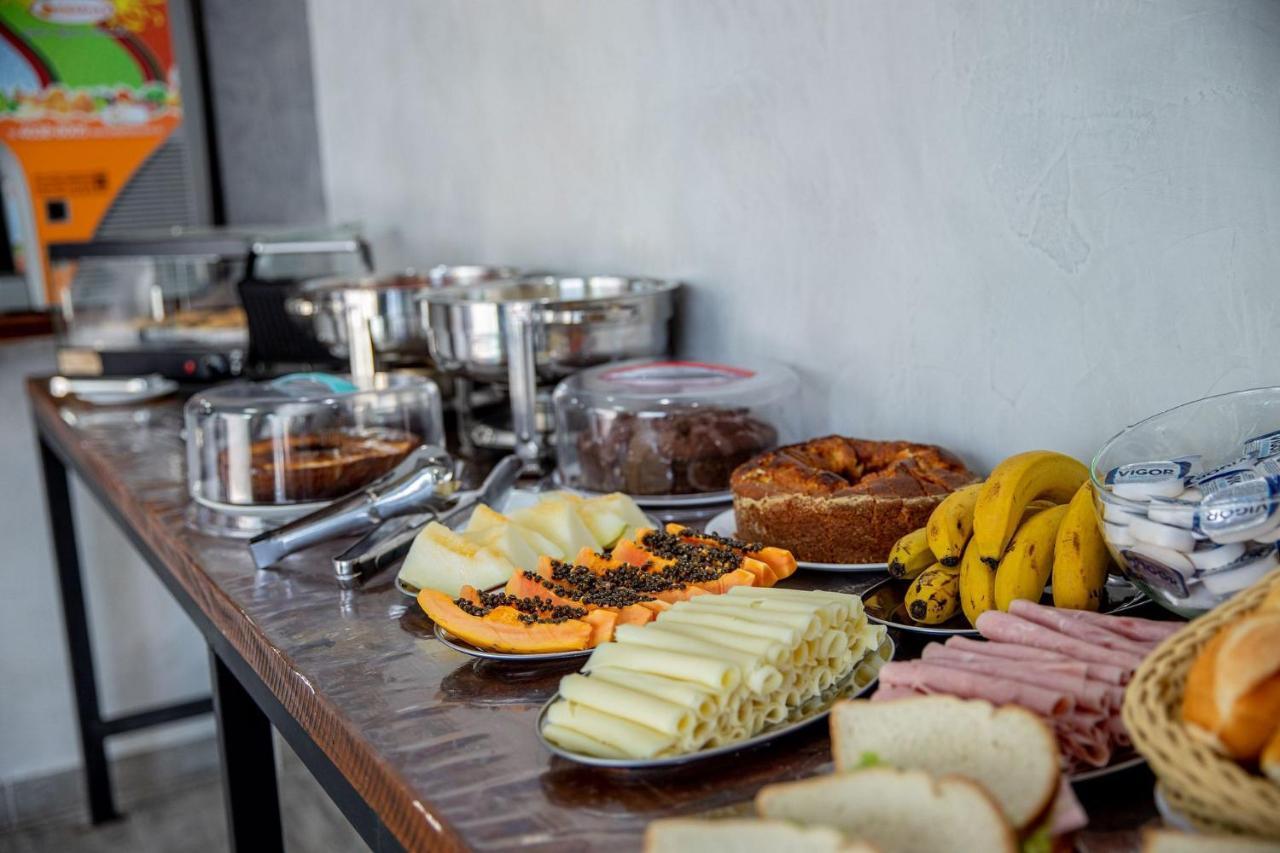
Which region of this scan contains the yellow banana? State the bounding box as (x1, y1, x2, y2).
(961, 502, 1056, 626)
(972, 451, 1089, 567)
(958, 538, 995, 627)
(926, 482, 984, 566)
(1051, 482, 1113, 611)
(905, 563, 961, 625)
(887, 527, 934, 580)
(994, 504, 1070, 611)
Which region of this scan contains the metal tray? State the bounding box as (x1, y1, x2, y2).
(704, 509, 889, 573)
(435, 622, 592, 663)
(536, 636, 894, 768)
(861, 574, 1148, 637)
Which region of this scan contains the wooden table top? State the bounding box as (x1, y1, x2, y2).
(28, 378, 1160, 852)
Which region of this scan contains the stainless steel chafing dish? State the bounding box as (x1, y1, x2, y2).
(286, 265, 520, 378)
(421, 275, 680, 466)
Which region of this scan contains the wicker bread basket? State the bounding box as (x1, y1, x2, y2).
(1123, 571, 1280, 838)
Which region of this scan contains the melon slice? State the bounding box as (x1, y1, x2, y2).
(398, 521, 514, 597)
(465, 504, 565, 562)
(510, 499, 596, 555)
(576, 493, 650, 548)
(465, 523, 543, 574)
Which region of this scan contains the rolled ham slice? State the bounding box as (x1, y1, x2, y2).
(1049, 778, 1089, 835)
(975, 611, 1144, 672)
(1041, 605, 1182, 644)
(1055, 719, 1112, 768)
(942, 636, 1129, 685)
(920, 646, 1114, 713)
(877, 660, 1072, 717)
(870, 685, 920, 702)
(1008, 600, 1155, 657)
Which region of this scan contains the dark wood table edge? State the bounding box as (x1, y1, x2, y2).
(29, 379, 466, 853)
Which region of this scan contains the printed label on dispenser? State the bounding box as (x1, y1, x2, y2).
(1199, 478, 1278, 539)
(1120, 549, 1191, 598)
(1244, 429, 1280, 460)
(1105, 460, 1192, 487)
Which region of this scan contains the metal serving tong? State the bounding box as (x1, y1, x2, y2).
(247, 445, 456, 571)
(331, 454, 523, 588)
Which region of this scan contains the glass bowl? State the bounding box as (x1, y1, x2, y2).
(1091, 386, 1280, 618)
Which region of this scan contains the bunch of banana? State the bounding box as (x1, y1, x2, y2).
(885, 450, 1115, 627)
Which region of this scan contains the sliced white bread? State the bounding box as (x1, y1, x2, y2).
(828, 696, 1059, 832)
(1142, 828, 1280, 852)
(755, 767, 1015, 853)
(644, 818, 876, 852)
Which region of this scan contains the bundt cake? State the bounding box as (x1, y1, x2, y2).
(730, 436, 978, 563)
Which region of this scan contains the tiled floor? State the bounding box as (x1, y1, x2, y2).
(0, 737, 364, 853)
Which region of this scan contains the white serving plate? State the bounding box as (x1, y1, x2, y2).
(537, 636, 894, 769)
(704, 508, 889, 573)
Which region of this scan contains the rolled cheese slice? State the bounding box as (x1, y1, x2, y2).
(695, 593, 842, 629)
(540, 722, 627, 759)
(644, 620, 789, 666)
(657, 608, 800, 646)
(583, 643, 740, 692)
(613, 624, 762, 672)
(544, 700, 677, 759)
(816, 629, 850, 660)
(729, 586, 860, 619)
(586, 667, 720, 719)
(559, 674, 695, 737)
(679, 598, 823, 640)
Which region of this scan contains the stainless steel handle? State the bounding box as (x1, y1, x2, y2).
(505, 302, 543, 470)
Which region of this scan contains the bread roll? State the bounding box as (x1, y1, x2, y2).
(1262, 726, 1280, 785)
(1183, 617, 1280, 761)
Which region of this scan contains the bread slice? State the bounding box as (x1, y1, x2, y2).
(829, 696, 1059, 831)
(756, 767, 1015, 853)
(644, 818, 877, 852)
(1142, 828, 1280, 852)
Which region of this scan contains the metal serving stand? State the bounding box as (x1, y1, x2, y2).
(421, 275, 680, 469)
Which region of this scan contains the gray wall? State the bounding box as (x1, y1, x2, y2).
(307, 0, 1280, 469)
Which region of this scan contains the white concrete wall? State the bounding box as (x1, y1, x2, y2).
(0, 338, 211, 783)
(307, 0, 1280, 470)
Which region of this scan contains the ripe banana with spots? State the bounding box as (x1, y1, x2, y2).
(960, 501, 1059, 625)
(905, 563, 961, 625)
(1052, 482, 1113, 611)
(887, 527, 934, 580)
(994, 503, 1070, 611)
(973, 451, 1089, 567)
(926, 482, 984, 566)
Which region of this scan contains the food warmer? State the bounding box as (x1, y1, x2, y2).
(184, 372, 445, 536)
(420, 275, 681, 468)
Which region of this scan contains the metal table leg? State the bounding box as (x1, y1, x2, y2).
(38, 437, 119, 824)
(210, 649, 284, 853)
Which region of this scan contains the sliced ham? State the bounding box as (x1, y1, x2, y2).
(1055, 722, 1111, 768)
(870, 685, 920, 702)
(1043, 606, 1182, 644)
(1048, 778, 1089, 835)
(942, 636, 1129, 685)
(975, 611, 1145, 672)
(1008, 600, 1155, 657)
(877, 660, 1072, 717)
(919, 648, 1113, 713)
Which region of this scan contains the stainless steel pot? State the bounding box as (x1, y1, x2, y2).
(421, 275, 680, 466)
(420, 275, 679, 383)
(286, 266, 520, 378)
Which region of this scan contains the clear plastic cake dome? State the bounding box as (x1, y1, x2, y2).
(552, 358, 799, 501)
(184, 372, 444, 535)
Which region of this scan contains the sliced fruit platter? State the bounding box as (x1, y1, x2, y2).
(416, 522, 800, 658)
(870, 450, 1145, 634)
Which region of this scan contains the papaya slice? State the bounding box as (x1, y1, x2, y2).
(582, 609, 618, 646)
(612, 537, 675, 570)
(617, 602, 657, 626)
(664, 523, 797, 582)
(417, 590, 593, 653)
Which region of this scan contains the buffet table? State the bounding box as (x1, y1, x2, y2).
(28, 378, 1161, 852)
